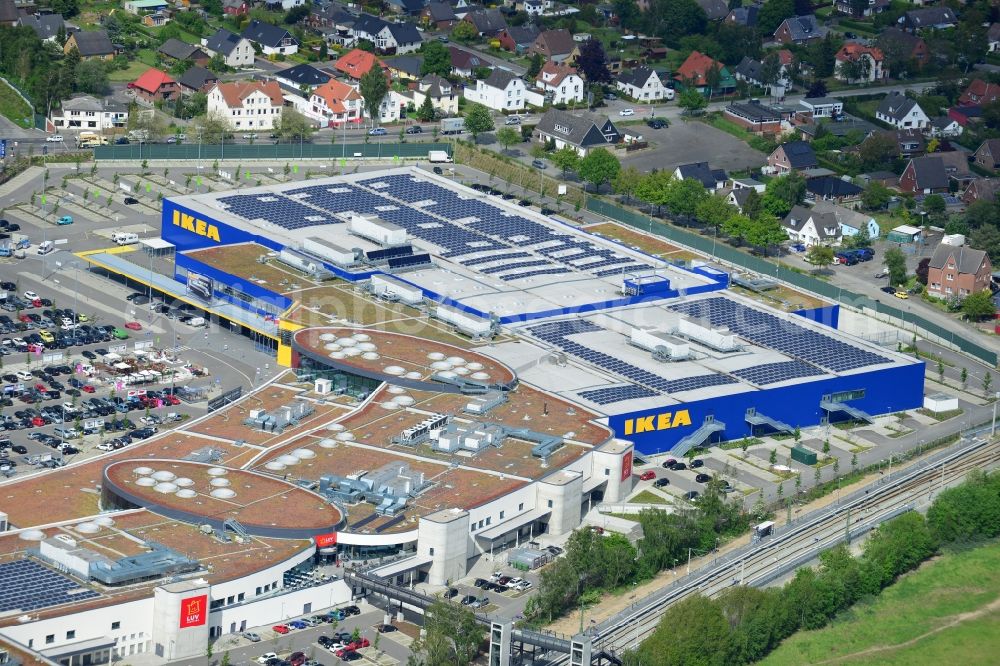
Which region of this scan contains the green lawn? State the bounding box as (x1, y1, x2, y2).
(108, 58, 153, 83)
(760, 540, 1000, 665)
(0, 78, 33, 128)
(628, 490, 668, 505)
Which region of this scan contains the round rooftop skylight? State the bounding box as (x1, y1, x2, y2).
(176, 489, 197, 499)
(75, 522, 100, 534)
(319, 333, 336, 342)
(151, 470, 176, 482)
(384, 365, 405, 376)
(210, 488, 236, 499)
(292, 448, 316, 460)
(154, 482, 178, 494)
(352, 333, 371, 342)
(265, 461, 287, 471)
(207, 467, 228, 477)
(427, 352, 445, 361)
(135, 477, 157, 487)
(174, 477, 194, 487)
(133, 466, 154, 476)
(19, 529, 45, 541)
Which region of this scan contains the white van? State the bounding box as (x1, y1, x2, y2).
(112, 232, 139, 245)
(37, 240, 54, 255)
(186, 316, 206, 328)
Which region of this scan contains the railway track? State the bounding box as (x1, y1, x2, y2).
(545, 435, 1000, 663)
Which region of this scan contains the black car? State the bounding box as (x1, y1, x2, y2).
(684, 490, 699, 501)
(540, 207, 556, 215)
(691, 459, 704, 468)
(474, 578, 489, 588)
(646, 118, 667, 129)
(880, 286, 896, 294)
(340, 653, 361, 662)
(695, 473, 712, 483)
(405, 125, 422, 134)
(673, 462, 687, 471)
(654, 477, 670, 487)
(433, 166, 443, 175)
(546, 545, 564, 556)
(0, 282, 14, 291)
(344, 605, 361, 616)
(460, 595, 477, 606)
(82, 351, 96, 360)
(11, 445, 27, 454)
(317, 636, 335, 648)
(124, 197, 139, 205)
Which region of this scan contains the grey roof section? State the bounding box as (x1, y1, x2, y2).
(275, 63, 331, 86)
(70, 30, 114, 56)
(449, 45, 483, 70)
(387, 21, 422, 44)
(727, 101, 782, 122)
(806, 175, 862, 199)
(205, 28, 243, 56)
(352, 13, 386, 37)
(907, 156, 948, 190)
(777, 140, 817, 168)
(426, 1, 457, 22)
(483, 68, 518, 90)
(158, 38, 206, 61)
(178, 65, 218, 91)
(778, 14, 826, 41)
(877, 92, 921, 123)
(782, 205, 840, 239)
(618, 66, 656, 89)
(61, 94, 106, 112)
(929, 243, 988, 274)
(242, 20, 297, 48)
(0, 0, 16, 23)
(696, 0, 729, 21)
(384, 55, 423, 77)
(503, 24, 539, 46)
(18, 13, 65, 40)
(465, 8, 507, 34)
(535, 108, 618, 149)
(420, 74, 451, 98)
(905, 7, 957, 28)
(727, 5, 757, 26)
(734, 56, 762, 82)
(676, 162, 727, 188)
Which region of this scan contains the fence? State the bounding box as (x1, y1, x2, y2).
(92, 142, 453, 161)
(586, 197, 998, 367)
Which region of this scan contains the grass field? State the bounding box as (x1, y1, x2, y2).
(0, 78, 33, 128)
(760, 540, 1000, 665)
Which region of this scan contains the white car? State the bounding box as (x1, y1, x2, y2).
(46, 135, 63, 142)
(505, 115, 522, 125)
(60, 323, 78, 331)
(256, 654, 277, 664)
(22, 291, 38, 301)
(619, 108, 635, 117)
(514, 580, 532, 591)
(506, 577, 524, 589)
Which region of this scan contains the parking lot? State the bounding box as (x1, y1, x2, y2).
(621, 119, 767, 174)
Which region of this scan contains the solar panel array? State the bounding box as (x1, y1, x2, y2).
(0, 560, 101, 613)
(528, 320, 736, 403)
(217, 194, 336, 230)
(579, 384, 659, 405)
(669, 297, 889, 372)
(731, 360, 824, 386)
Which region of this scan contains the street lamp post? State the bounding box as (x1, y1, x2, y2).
(991, 391, 1000, 437)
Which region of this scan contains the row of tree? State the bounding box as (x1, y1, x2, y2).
(527, 476, 753, 624)
(625, 467, 1000, 666)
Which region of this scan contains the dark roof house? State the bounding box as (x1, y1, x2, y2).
(463, 8, 507, 36)
(774, 15, 827, 44)
(242, 20, 298, 49)
(17, 13, 66, 41)
(158, 38, 210, 64)
(807, 175, 863, 201)
(205, 28, 244, 56)
(67, 30, 115, 58)
(534, 108, 621, 155)
(275, 63, 332, 87)
(177, 65, 219, 92)
(903, 7, 957, 32)
(674, 162, 727, 189)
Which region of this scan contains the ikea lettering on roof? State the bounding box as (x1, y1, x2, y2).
(623, 409, 692, 435)
(172, 210, 221, 243)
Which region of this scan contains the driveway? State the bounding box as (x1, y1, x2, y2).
(621, 120, 766, 173)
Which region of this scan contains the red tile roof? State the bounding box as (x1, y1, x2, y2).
(213, 80, 283, 108)
(835, 43, 884, 63)
(674, 50, 725, 87)
(334, 48, 387, 80)
(536, 60, 578, 87)
(130, 68, 175, 93)
(313, 78, 362, 114)
(960, 79, 1000, 106)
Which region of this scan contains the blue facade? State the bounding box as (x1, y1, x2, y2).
(174, 252, 293, 318)
(793, 304, 840, 329)
(608, 361, 925, 455)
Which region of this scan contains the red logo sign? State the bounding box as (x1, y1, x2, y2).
(621, 450, 633, 481)
(314, 532, 337, 548)
(179, 594, 208, 628)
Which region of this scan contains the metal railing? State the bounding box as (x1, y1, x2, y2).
(92, 142, 453, 161)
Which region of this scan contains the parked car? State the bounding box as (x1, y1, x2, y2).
(46, 134, 63, 142)
(619, 108, 635, 117)
(505, 115, 522, 125)
(124, 197, 139, 205)
(368, 127, 387, 136)
(695, 473, 712, 483)
(272, 625, 290, 635)
(242, 632, 261, 642)
(405, 125, 422, 134)
(646, 118, 667, 129)
(654, 477, 670, 487)
(893, 290, 909, 299)
(691, 459, 704, 468)
(639, 470, 656, 481)
(124, 321, 142, 331)
(531, 159, 546, 169)
(57, 215, 73, 225)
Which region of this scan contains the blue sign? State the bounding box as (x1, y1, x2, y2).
(0, 139, 6, 159)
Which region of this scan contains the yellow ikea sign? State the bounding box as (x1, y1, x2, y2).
(623, 409, 692, 435)
(172, 210, 221, 243)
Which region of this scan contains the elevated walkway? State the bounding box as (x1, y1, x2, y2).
(672, 416, 725, 457)
(820, 398, 874, 424)
(745, 407, 793, 435)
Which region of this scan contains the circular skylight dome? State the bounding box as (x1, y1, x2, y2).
(210, 488, 236, 499)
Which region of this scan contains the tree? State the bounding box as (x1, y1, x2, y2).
(962, 290, 996, 321)
(809, 34, 839, 78)
(551, 146, 580, 176)
(971, 225, 1000, 263)
(195, 112, 233, 143)
(275, 108, 314, 140)
(859, 132, 897, 171)
(578, 148, 621, 192)
(359, 69, 389, 128)
(961, 367, 968, 389)
(741, 189, 764, 220)
(613, 166, 642, 203)
(319, 41, 328, 60)
(769, 448, 777, 465)
(766, 172, 806, 211)
(51, 0, 79, 18)
(715, 22, 761, 65)
(806, 244, 834, 271)
(985, 372, 994, 397)
(861, 182, 892, 211)
(704, 62, 722, 101)
(526, 52, 544, 79)
(678, 88, 708, 114)
(576, 38, 611, 83)
(758, 0, 794, 35)
(495, 126, 520, 152)
(421, 600, 483, 665)
(634, 596, 729, 666)
(807, 78, 828, 98)
(695, 194, 733, 234)
(284, 4, 310, 24)
(420, 40, 452, 78)
(75, 60, 109, 95)
(665, 178, 707, 219)
(722, 212, 753, 245)
(760, 52, 782, 96)
(884, 247, 907, 287)
(922, 194, 947, 224)
(463, 102, 494, 143)
(416, 94, 436, 122)
(451, 21, 479, 43)
(643, 0, 708, 48)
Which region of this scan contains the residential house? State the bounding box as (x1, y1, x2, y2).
(449, 46, 484, 78)
(308, 78, 363, 127)
(177, 66, 218, 93)
(616, 66, 671, 102)
(207, 80, 284, 130)
(274, 63, 332, 92)
(462, 8, 507, 37)
(17, 13, 66, 42)
(398, 74, 458, 116)
(877, 28, 929, 69)
(898, 155, 950, 194)
(962, 178, 1000, 205)
(781, 205, 843, 247)
(464, 69, 526, 111)
(383, 55, 423, 82)
(773, 15, 827, 45)
(386, 0, 425, 15)
(242, 20, 299, 56)
(989, 23, 1000, 53)
(834, 43, 886, 83)
(806, 175, 862, 203)
(875, 92, 928, 130)
(695, 0, 729, 21)
(222, 0, 250, 16)
(422, 2, 457, 30)
(48, 94, 127, 132)
(797, 96, 843, 120)
(811, 200, 880, 240)
(202, 29, 255, 68)
(529, 29, 576, 63)
(127, 68, 179, 104)
(334, 48, 388, 80)
(726, 187, 755, 213)
(926, 244, 992, 298)
(674, 162, 727, 190)
(263, 0, 306, 9)
(903, 7, 957, 33)
(64, 30, 115, 61)
(732, 56, 790, 97)
(834, 0, 889, 18)
(534, 108, 620, 156)
(949, 105, 983, 129)
(768, 141, 818, 174)
(0, 0, 17, 26)
(124, 0, 168, 15)
(725, 5, 758, 26)
(724, 101, 785, 134)
(959, 79, 1000, 106)
(864, 129, 925, 159)
(673, 50, 735, 95)
(157, 38, 210, 67)
(351, 14, 423, 54)
(498, 25, 539, 53)
(928, 116, 963, 139)
(522, 0, 544, 16)
(974, 139, 1000, 172)
(536, 61, 584, 105)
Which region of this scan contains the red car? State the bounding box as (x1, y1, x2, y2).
(346, 639, 370, 650)
(34, 383, 46, 391)
(272, 625, 290, 635)
(168, 395, 180, 405)
(18, 314, 31, 323)
(639, 470, 656, 481)
(124, 321, 142, 331)
(82, 385, 95, 393)
(31, 416, 45, 427)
